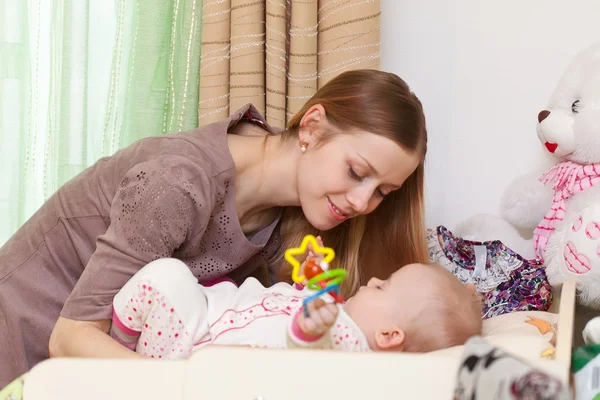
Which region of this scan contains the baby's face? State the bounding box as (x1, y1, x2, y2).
(343, 263, 478, 348)
(343, 264, 419, 330)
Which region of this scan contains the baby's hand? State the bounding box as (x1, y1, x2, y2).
(297, 298, 339, 337)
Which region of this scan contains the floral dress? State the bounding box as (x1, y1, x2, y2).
(428, 225, 552, 319)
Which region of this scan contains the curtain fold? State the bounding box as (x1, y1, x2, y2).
(229, 0, 265, 114)
(115, 0, 202, 148)
(287, 0, 318, 122)
(317, 0, 381, 88)
(198, 0, 232, 121)
(199, 0, 381, 128)
(265, 0, 288, 127)
(0, 0, 203, 247)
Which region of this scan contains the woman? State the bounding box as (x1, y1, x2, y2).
(0, 69, 428, 386)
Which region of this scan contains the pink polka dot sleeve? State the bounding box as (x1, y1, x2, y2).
(110, 279, 194, 359)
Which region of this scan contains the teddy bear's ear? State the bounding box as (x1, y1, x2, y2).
(566, 41, 600, 70)
(546, 42, 600, 107)
(580, 41, 600, 61)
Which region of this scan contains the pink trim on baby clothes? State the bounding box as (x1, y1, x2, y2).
(111, 306, 141, 336)
(202, 276, 238, 287)
(206, 293, 302, 343)
(290, 310, 324, 343)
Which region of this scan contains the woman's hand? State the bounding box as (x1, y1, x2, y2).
(49, 316, 143, 359)
(295, 298, 339, 337)
(299, 235, 325, 282)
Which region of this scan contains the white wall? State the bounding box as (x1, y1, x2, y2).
(381, 0, 600, 230)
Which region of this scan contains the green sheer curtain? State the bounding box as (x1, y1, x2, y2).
(0, 0, 202, 246)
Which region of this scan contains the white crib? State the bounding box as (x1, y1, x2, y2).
(22, 279, 577, 399)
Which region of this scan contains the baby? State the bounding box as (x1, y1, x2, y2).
(109, 259, 482, 357)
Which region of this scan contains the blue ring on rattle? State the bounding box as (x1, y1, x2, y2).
(302, 283, 340, 317)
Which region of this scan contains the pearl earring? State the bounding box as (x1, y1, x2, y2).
(300, 141, 308, 153)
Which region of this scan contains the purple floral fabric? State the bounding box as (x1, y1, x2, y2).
(428, 226, 552, 319)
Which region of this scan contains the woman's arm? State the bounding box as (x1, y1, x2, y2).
(57, 157, 215, 358)
(49, 316, 143, 359)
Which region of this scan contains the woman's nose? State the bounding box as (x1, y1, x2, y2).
(347, 187, 371, 214)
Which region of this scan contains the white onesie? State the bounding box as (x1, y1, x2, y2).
(109, 258, 370, 359)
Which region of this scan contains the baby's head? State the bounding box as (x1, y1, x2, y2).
(343, 263, 482, 353)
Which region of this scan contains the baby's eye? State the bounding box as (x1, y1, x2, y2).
(572, 100, 580, 114)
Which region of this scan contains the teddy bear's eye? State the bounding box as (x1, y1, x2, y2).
(572, 100, 580, 114)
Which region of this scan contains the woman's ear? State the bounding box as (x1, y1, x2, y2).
(298, 104, 327, 145)
(374, 327, 405, 351)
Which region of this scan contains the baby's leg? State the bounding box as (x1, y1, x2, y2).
(110, 258, 210, 359)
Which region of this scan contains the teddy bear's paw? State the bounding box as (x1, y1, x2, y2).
(455, 214, 535, 259)
(500, 171, 554, 230)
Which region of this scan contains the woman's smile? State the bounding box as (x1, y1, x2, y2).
(327, 196, 348, 221)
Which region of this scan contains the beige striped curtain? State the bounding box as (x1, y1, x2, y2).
(198, 0, 381, 129)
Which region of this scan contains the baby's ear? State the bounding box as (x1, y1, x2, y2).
(374, 328, 405, 351)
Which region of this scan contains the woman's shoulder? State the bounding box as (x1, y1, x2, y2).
(58, 104, 275, 216)
(146, 103, 278, 176)
(149, 120, 234, 177)
(108, 119, 234, 187)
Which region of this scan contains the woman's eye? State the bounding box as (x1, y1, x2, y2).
(572, 100, 580, 114)
(376, 189, 386, 199)
(347, 166, 362, 181)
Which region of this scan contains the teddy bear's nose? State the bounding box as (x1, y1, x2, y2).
(538, 110, 551, 123)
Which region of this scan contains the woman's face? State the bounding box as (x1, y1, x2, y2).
(296, 106, 421, 231)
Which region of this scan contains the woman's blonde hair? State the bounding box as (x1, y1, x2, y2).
(270, 69, 428, 298)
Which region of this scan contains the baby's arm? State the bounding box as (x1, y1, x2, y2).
(286, 299, 339, 349)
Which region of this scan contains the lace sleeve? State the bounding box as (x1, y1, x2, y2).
(61, 156, 214, 321)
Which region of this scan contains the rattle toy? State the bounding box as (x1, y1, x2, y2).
(285, 234, 347, 317)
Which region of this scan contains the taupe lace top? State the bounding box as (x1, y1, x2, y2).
(0, 104, 282, 380)
(64, 104, 281, 320)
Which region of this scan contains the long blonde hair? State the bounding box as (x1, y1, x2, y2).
(270, 69, 428, 298)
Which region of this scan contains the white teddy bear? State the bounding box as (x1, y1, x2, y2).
(458, 41, 600, 309)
